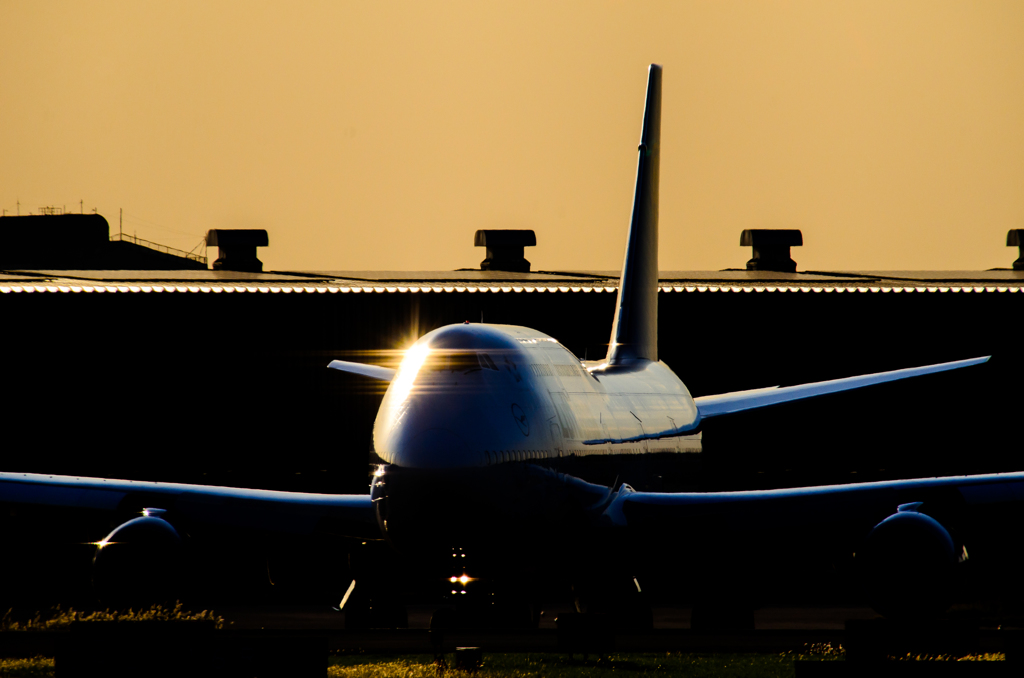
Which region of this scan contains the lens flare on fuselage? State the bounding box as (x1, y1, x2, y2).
(391, 341, 431, 404)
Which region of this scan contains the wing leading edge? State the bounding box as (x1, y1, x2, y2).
(328, 360, 396, 382)
(0, 472, 380, 540)
(602, 470, 1024, 530)
(693, 355, 989, 420)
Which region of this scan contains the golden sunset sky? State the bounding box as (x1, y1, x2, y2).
(2, 1, 1023, 272)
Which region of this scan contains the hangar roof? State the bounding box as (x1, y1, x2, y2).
(1, 267, 1023, 294)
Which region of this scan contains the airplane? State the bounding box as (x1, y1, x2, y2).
(1, 64, 1021, 630)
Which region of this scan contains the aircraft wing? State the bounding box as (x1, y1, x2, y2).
(0, 472, 380, 539)
(328, 360, 396, 382)
(593, 470, 1024, 621)
(603, 471, 1024, 529)
(693, 356, 989, 420)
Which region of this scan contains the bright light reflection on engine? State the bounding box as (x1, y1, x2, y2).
(390, 342, 431, 403)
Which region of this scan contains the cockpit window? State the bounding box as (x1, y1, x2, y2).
(425, 351, 500, 375)
(450, 352, 481, 374)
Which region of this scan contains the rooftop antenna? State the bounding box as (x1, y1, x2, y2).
(16, 199, 20, 216)
(80, 199, 83, 214)
(119, 208, 123, 239)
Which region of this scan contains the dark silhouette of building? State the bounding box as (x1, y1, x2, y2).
(0, 214, 207, 270)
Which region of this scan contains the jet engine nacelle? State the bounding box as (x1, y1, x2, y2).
(859, 510, 959, 619)
(92, 514, 183, 605)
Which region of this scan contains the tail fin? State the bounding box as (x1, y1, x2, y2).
(607, 64, 662, 364)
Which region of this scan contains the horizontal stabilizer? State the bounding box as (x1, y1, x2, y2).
(694, 356, 989, 419)
(328, 360, 396, 382)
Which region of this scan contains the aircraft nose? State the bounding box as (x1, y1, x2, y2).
(377, 395, 483, 469)
(396, 427, 471, 468)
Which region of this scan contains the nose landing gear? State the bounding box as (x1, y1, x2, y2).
(430, 550, 541, 633)
(340, 579, 409, 630)
(341, 542, 409, 630)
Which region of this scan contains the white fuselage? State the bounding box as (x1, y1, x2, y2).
(373, 323, 701, 469)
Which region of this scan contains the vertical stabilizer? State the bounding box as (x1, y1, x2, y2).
(607, 64, 661, 364)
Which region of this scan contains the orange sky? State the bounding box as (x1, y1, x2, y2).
(2, 1, 1023, 272)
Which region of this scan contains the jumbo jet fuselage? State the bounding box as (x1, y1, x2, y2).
(368, 322, 703, 572)
(373, 323, 700, 471)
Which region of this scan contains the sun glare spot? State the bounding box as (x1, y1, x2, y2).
(390, 342, 431, 403)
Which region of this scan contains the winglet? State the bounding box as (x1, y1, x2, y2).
(607, 64, 662, 365)
(327, 360, 396, 382)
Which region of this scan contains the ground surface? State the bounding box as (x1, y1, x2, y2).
(215, 604, 882, 632)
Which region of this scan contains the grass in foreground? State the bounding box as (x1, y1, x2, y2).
(0, 602, 224, 632)
(328, 646, 845, 678)
(0, 658, 53, 677)
(0, 641, 1003, 677)
(328, 644, 1006, 678)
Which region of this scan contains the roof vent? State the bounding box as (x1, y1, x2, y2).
(474, 230, 536, 272)
(206, 229, 268, 272)
(740, 229, 803, 272)
(1008, 230, 1024, 270)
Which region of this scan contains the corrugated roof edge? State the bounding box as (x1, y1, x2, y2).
(0, 283, 1021, 294)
